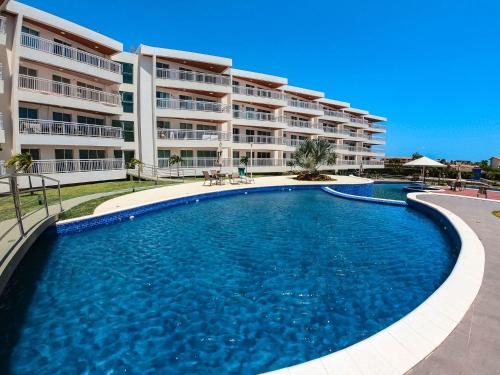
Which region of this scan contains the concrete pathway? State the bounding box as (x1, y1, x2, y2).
(410, 194, 500, 375)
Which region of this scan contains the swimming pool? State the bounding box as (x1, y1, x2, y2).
(373, 182, 409, 201)
(0, 188, 458, 374)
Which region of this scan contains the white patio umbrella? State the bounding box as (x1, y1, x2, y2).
(404, 156, 446, 185)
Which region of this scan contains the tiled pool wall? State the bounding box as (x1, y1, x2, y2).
(56, 183, 374, 235)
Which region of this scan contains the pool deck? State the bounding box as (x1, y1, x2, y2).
(409, 194, 500, 375)
(92, 175, 370, 216)
(436, 188, 500, 201)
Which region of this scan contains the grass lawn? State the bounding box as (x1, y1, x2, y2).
(493, 211, 500, 218)
(0, 179, 179, 221)
(58, 193, 128, 220)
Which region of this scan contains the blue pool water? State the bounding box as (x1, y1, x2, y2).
(0, 189, 458, 374)
(373, 182, 409, 201)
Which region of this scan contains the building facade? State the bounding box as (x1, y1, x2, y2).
(0, 0, 387, 185)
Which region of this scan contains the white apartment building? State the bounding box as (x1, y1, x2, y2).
(0, 0, 386, 185)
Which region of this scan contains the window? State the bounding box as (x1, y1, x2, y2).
(53, 75, 71, 95)
(257, 152, 271, 159)
(19, 107, 38, 119)
(19, 66, 37, 77)
(180, 123, 193, 130)
(112, 120, 134, 142)
(120, 91, 134, 113)
(197, 150, 216, 158)
(197, 124, 216, 131)
(233, 151, 240, 158)
(157, 121, 170, 129)
(53, 112, 72, 122)
(79, 149, 106, 159)
(121, 62, 133, 84)
(180, 150, 193, 158)
(158, 149, 171, 159)
(78, 116, 104, 125)
(21, 26, 39, 36)
(55, 149, 73, 159)
(156, 62, 169, 69)
(114, 150, 123, 159)
(123, 151, 135, 165)
(21, 148, 40, 160)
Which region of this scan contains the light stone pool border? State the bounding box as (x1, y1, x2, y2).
(54, 179, 485, 374)
(264, 192, 485, 375)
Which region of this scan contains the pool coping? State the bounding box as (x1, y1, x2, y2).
(321, 186, 408, 206)
(264, 192, 485, 375)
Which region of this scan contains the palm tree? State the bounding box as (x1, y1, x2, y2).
(240, 155, 249, 171)
(168, 155, 183, 177)
(127, 158, 143, 181)
(412, 152, 423, 160)
(294, 139, 337, 178)
(6, 153, 34, 193)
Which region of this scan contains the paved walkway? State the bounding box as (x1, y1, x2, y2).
(93, 175, 369, 215)
(436, 188, 500, 201)
(410, 194, 500, 375)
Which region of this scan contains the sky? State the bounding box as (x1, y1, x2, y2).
(20, 0, 500, 161)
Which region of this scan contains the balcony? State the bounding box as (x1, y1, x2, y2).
(232, 134, 288, 150)
(232, 111, 287, 129)
(156, 99, 231, 122)
(232, 85, 287, 107)
(321, 109, 350, 123)
(0, 16, 6, 45)
(156, 68, 231, 94)
(27, 158, 126, 184)
(364, 134, 386, 144)
(157, 129, 231, 147)
(18, 75, 122, 114)
(18, 118, 123, 147)
(367, 123, 387, 133)
(285, 99, 324, 116)
(285, 118, 324, 134)
(348, 117, 369, 128)
(19, 33, 122, 82)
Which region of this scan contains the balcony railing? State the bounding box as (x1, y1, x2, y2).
(286, 99, 323, 111)
(157, 157, 232, 168)
(28, 158, 124, 174)
(233, 111, 280, 122)
(18, 75, 121, 106)
(361, 160, 384, 166)
(233, 134, 284, 145)
(323, 109, 350, 120)
(20, 33, 121, 74)
(285, 118, 323, 130)
(156, 99, 230, 112)
(0, 16, 6, 34)
(233, 158, 285, 167)
(19, 118, 123, 139)
(156, 68, 230, 86)
(232, 85, 285, 100)
(157, 129, 230, 141)
(369, 123, 387, 130)
(349, 117, 369, 126)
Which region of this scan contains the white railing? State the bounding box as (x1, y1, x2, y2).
(233, 134, 284, 145)
(366, 134, 386, 142)
(286, 99, 323, 111)
(349, 117, 369, 126)
(233, 111, 279, 122)
(18, 75, 121, 106)
(157, 157, 231, 168)
(323, 109, 350, 120)
(156, 99, 230, 113)
(19, 118, 122, 138)
(284, 138, 308, 147)
(369, 123, 387, 130)
(20, 33, 121, 74)
(156, 68, 230, 86)
(157, 129, 230, 141)
(362, 160, 385, 166)
(285, 118, 323, 130)
(28, 158, 124, 174)
(0, 16, 6, 34)
(232, 158, 285, 167)
(232, 85, 285, 100)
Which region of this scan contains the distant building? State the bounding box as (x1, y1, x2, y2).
(382, 156, 412, 164)
(490, 157, 500, 169)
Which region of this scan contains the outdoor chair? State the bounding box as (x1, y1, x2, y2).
(202, 170, 216, 186)
(229, 172, 240, 185)
(477, 186, 488, 198)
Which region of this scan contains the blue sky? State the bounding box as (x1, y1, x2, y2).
(22, 0, 500, 161)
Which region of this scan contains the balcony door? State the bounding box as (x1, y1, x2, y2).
(55, 149, 74, 172)
(52, 75, 71, 96)
(21, 148, 40, 173)
(53, 38, 72, 58)
(53, 112, 72, 135)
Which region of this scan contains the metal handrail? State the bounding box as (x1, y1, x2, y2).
(156, 68, 230, 86)
(18, 75, 121, 106)
(232, 85, 285, 100)
(28, 159, 124, 174)
(19, 118, 123, 138)
(157, 129, 231, 141)
(156, 98, 230, 112)
(0, 173, 62, 266)
(20, 33, 121, 74)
